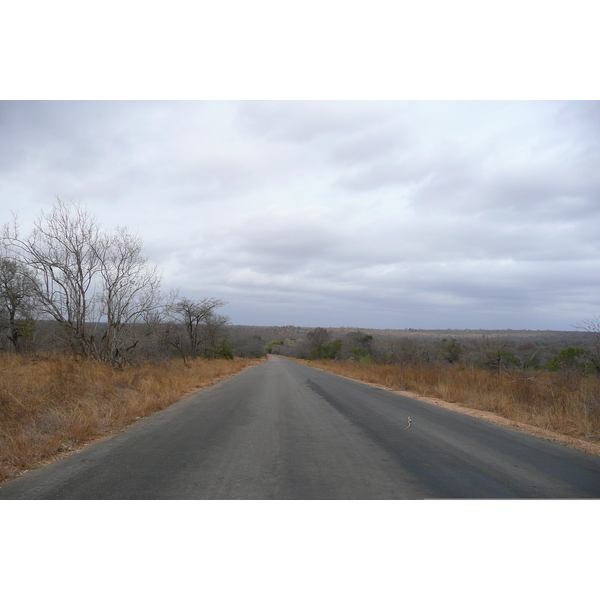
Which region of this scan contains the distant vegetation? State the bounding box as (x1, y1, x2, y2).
(228, 323, 600, 374)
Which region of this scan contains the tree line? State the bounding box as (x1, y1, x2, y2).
(265, 325, 600, 377)
(1, 199, 231, 364)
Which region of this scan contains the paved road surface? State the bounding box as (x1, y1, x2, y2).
(1, 355, 599, 499)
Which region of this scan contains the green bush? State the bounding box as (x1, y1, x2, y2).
(547, 347, 593, 374)
(309, 339, 342, 360)
(217, 341, 234, 360)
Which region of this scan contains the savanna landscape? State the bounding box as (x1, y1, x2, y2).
(3, 308, 600, 481)
(2, 200, 600, 482)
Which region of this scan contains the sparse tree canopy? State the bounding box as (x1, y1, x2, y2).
(3, 200, 101, 356)
(307, 327, 331, 348)
(94, 226, 163, 364)
(3, 199, 163, 363)
(167, 296, 230, 359)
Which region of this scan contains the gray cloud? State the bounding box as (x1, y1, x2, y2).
(235, 101, 400, 143)
(335, 158, 431, 192)
(1, 100, 599, 330)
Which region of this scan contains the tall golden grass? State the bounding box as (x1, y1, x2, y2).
(0, 354, 263, 482)
(296, 359, 600, 443)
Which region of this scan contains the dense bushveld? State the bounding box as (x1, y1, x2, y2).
(229, 324, 600, 365)
(0, 353, 262, 482)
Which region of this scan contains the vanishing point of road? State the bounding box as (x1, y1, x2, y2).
(1, 355, 599, 499)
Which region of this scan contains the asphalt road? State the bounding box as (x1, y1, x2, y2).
(1, 355, 600, 499)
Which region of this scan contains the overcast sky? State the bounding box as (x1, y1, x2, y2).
(1, 100, 599, 330)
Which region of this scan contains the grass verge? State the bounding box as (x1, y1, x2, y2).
(0, 354, 264, 482)
(290, 359, 600, 456)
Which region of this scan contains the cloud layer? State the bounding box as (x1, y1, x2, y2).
(1, 100, 599, 329)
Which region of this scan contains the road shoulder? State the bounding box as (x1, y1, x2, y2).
(288, 358, 600, 458)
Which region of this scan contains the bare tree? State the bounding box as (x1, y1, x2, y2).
(3, 199, 164, 363)
(168, 297, 229, 359)
(201, 311, 232, 358)
(3, 200, 103, 357)
(307, 327, 331, 349)
(94, 227, 163, 365)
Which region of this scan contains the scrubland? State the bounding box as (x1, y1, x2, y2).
(293, 359, 600, 449)
(0, 354, 262, 482)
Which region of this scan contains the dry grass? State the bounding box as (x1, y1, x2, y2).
(293, 359, 600, 446)
(0, 354, 264, 482)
